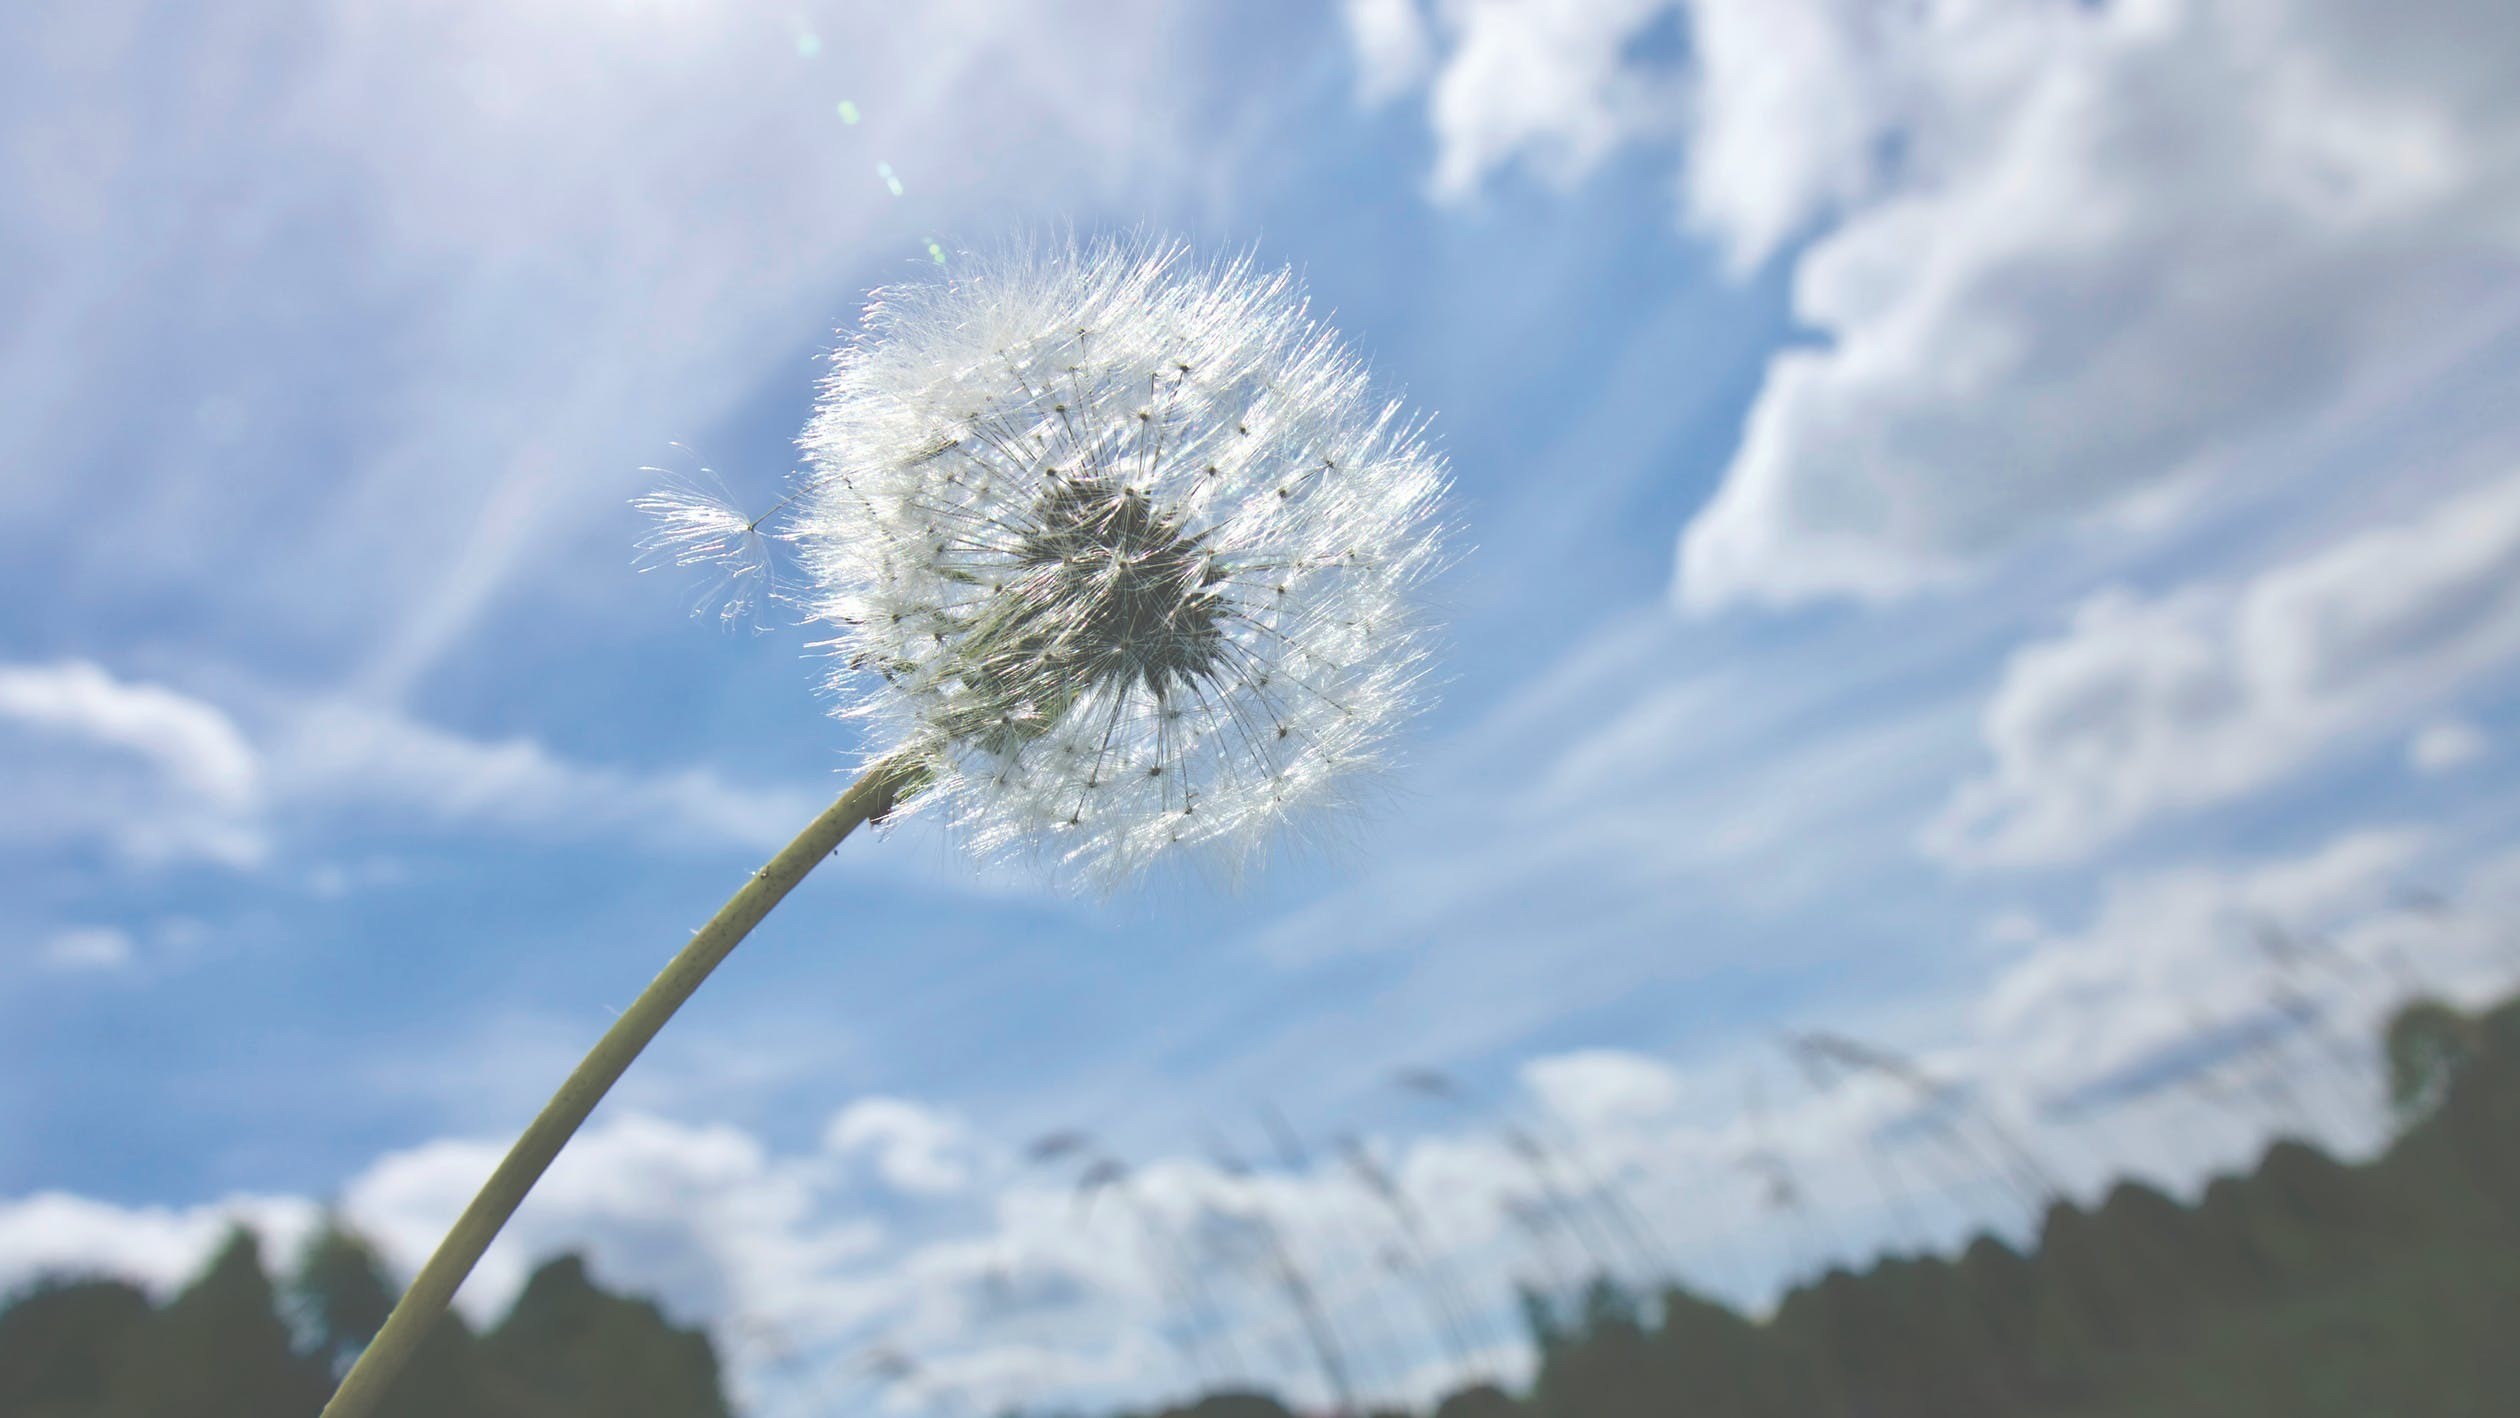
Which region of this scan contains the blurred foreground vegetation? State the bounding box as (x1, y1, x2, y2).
(6, 989, 2515, 1417)
(1151, 986, 2520, 1418)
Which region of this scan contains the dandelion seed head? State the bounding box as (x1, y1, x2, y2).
(796, 235, 1448, 887)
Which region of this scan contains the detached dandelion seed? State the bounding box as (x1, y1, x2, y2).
(318, 234, 1451, 1418)
(630, 465, 796, 630)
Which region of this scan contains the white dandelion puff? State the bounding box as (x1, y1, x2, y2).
(795, 235, 1449, 885)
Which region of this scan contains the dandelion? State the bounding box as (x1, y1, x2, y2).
(318, 235, 1450, 1418)
(798, 234, 1446, 884)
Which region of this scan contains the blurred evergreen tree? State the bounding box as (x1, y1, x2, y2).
(289, 1218, 514, 1418)
(93, 1227, 327, 1418)
(2476, 997, 2520, 1058)
(1652, 1286, 1772, 1418)
(1513, 1282, 1564, 1354)
(1146, 1392, 1297, 1418)
(2436, 1000, 2520, 1227)
(2089, 1178, 2209, 1341)
(2385, 1000, 2475, 1125)
(1863, 1253, 2013, 1417)
(0, 1276, 152, 1418)
(1950, 1232, 2038, 1374)
(2023, 1201, 2126, 1390)
(1527, 1279, 1666, 1418)
(292, 1218, 397, 1374)
(2250, 1139, 2391, 1275)
(1763, 1276, 1855, 1418)
(1428, 1381, 1523, 1418)
(482, 1253, 730, 1418)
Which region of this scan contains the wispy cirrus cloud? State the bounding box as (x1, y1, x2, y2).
(2409, 718, 2490, 776)
(3, 1, 1279, 711)
(36, 925, 140, 974)
(0, 660, 267, 866)
(0, 658, 821, 869)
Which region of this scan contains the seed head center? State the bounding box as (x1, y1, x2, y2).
(1012, 479, 1228, 700)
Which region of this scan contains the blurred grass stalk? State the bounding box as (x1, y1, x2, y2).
(317, 757, 916, 1418)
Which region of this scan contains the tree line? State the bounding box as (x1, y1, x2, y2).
(1126, 989, 2520, 1418)
(0, 1223, 730, 1418)
(8, 989, 2515, 1417)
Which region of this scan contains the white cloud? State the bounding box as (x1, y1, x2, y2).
(1979, 909, 2044, 948)
(38, 925, 136, 973)
(1343, 0, 1435, 105)
(1520, 1049, 1685, 1130)
(1928, 472, 2520, 865)
(269, 698, 823, 856)
(2466, 840, 2520, 909)
(0, 660, 267, 866)
(340, 1113, 882, 1340)
(825, 1098, 977, 1197)
(304, 855, 409, 899)
(1973, 829, 2425, 1099)
(1674, 0, 1900, 274)
(0, 661, 258, 804)
(1423, 0, 1681, 201)
(0, 657, 824, 869)
(0, 1191, 318, 1297)
(1355, 0, 2520, 608)
(1676, 0, 2520, 608)
(1689, 828, 2508, 1254)
(1944, 829, 2520, 1174)
(2409, 717, 2489, 774)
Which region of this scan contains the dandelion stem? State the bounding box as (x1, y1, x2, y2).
(318, 755, 920, 1418)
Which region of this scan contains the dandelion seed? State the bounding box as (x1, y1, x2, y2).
(795, 233, 1449, 885)
(630, 467, 794, 631)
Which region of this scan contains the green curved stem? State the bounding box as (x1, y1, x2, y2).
(319, 757, 918, 1418)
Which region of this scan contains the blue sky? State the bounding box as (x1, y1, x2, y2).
(6, 0, 2520, 1411)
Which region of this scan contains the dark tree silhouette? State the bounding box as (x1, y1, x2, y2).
(94, 1228, 328, 1418)
(0, 1277, 152, 1417)
(483, 1254, 731, 1418)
